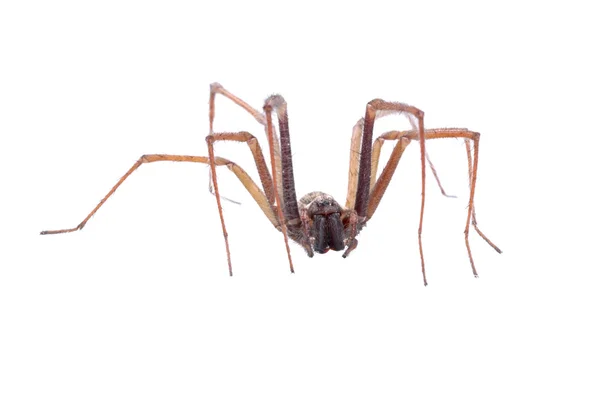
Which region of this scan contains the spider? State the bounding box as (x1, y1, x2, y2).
(41, 83, 502, 285)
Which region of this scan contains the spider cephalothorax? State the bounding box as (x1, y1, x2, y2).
(297, 191, 347, 255)
(41, 83, 501, 285)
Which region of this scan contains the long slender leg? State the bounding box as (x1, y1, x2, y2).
(366, 137, 411, 220)
(354, 100, 425, 217)
(346, 114, 453, 217)
(209, 83, 266, 130)
(264, 96, 297, 273)
(206, 130, 293, 274)
(370, 134, 455, 198)
(362, 135, 426, 280)
(209, 83, 283, 201)
(40, 154, 277, 276)
(205, 143, 233, 275)
(403, 129, 502, 257)
(464, 140, 502, 254)
(264, 95, 313, 256)
(264, 96, 301, 224)
(207, 132, 275, 205)
(344, 118, 365, 210)
(462, 132, 481, 277)
(352, 99, 427, 284)
(208, 172, 241, 205)
(426, 153, 457, 198)
(365, 128, 501, 280)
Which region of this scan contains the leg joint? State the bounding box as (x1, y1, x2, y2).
(210, 82, 223, 93)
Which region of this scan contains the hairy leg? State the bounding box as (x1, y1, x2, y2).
(209, 83, 283, 201)
(366, 128, 501, 281)
(348, 99, 427, 283)
(41, 154, 276, 276)
(464, 139, 502, 254)
(344, 118, 365, 210)
(207, 131, 275, 205)
(371, 133, 456, 198)
(264, 97, 297, 273)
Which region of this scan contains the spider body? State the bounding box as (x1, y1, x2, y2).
(41, 83, 501, 285)
(295, 191, 354, 256)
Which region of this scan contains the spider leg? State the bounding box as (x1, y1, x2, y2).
(208, 172, 241, 205)
(365, 136, 411, 220)
(345, 114, 455, 209)
(425, 153, 457, 198)
(353, 100, 426, 220)
(207, 132, 275, 205)
(209, 83, 283, 201)
(40, 154, 277, 276)
(264, 95, 299, 273)
(348, 99, 427, 283)
(209, 83, 266, 130)
(344, 118, 365, 210)
(370, 133, 456, 199)
(335, 136, 411, 259)
(411, 130, 502, 267)
(464, 139, 502, 254)
(367, 128, 501, 280)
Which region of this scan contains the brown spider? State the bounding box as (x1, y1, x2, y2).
(41, 83, 501, 285)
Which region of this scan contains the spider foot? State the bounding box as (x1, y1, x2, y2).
(342, 239, 358, 258)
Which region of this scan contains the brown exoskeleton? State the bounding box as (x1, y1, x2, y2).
(41, 83, 502, 285)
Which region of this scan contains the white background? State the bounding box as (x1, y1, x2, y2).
(1, 1, 599, 399)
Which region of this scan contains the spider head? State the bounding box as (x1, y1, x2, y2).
(299, 192, 346, 254)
